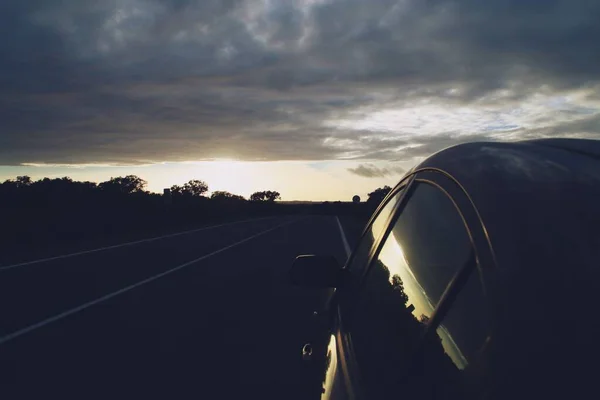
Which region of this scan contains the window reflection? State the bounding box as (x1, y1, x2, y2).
(436, 271, 489, 370)
(377, 231, 436, 322)
(349, 182, 483, 399)
(370, 192, 400, 241)
(436, 324, 469, 370)
(375, 183, 472, 322)
(347, 188, 403, 275)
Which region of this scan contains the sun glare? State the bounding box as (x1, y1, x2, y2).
(188, 160, 268, 198)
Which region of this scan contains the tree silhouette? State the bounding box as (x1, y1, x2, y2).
(265, 190, 281, 201)
(15, 175, 33, 187)
(250, 192, 264, 201)
(250, 190, 281, 202)
(99, 175, 147, 194)
(184, 180, 209, 197)
(0, 173, 370, 267)
(29, 177, 98, 201)
(210, 191, 245, 201)
(170, 184, 184, 196)
(367, 185, 392, 207)
(391, 274, 409, 306)
(2, 175, 33, 189)
(170, 180, 209, 197)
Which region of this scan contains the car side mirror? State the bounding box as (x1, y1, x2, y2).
(291, 255, 345, 288)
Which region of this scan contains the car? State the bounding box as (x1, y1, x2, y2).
(291, 138, 600, 400)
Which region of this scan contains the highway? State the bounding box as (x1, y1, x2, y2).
(0, 215, 363, 399)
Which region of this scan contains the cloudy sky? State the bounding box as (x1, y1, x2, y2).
(2, 0, 600, 200)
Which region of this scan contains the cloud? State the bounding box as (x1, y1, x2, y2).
(348, 163, 405, 178)
(1, 0, 600, 166)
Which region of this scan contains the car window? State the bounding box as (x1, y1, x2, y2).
(347, 181, 484, 399)
(435, 271, 489, 370)
(410, 271, 490, 400)
(345, 187, 403, 276)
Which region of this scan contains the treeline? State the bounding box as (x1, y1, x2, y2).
(0, 175, 389, 262)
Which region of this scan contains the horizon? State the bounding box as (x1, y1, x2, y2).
(0, 159, 402, 201)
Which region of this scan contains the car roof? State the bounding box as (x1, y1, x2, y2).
(527, 137, 600, 161)
(415, 139, 600, 266)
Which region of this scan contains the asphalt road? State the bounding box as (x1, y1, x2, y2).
(0, 215, 364, 399)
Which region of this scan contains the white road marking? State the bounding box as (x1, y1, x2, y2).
(335, 216, 351, 259)
(0, 218, 299, 346)
(0, 217, 274, 272)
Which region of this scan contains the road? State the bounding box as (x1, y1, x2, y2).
(0, 215, 364, 399)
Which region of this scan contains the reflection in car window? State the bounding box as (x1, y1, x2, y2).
(378, 183, 472, 321)
(436, 271, 489, 370)
(349, 182, 480, 399)
(346, 188, 403, 275)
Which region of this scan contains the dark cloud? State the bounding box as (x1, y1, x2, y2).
(348, 163, 405, 178)
(1, 0, 600, 166)
(525, 114, 600, 139)
(309, 0, 600, 95)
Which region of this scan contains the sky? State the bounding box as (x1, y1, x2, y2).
(2, 0, 600, 200)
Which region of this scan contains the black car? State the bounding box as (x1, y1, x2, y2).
(292, 139, 600, 400)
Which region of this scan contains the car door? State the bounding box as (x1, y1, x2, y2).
(327, 174, 493, 399)
(311, 182, 410, 400)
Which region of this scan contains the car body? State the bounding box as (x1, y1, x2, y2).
(292, 139, 600, 400)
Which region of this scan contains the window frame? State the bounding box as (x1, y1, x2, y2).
(343, 174, 416, 279)
(334, 170, 496, 399)
(364, 177, 485, 335)
(404, 178, 481, 331)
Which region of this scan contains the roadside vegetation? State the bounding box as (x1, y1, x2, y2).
(0, 175, 391, 263)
